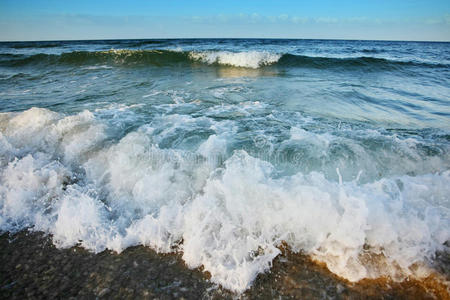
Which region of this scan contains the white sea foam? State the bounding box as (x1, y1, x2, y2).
(189, 51, 281, 68)
(83, 65, 113, 70)
(0, 108, 449, 293)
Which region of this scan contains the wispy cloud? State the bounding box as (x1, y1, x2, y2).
(185, 13, 450, 27)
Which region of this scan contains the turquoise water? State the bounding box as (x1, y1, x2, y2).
(0, 39, 449, 292)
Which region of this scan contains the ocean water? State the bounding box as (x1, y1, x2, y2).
(0, 39, 449, 292)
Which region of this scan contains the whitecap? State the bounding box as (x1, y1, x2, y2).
(189, 51, 281, 68)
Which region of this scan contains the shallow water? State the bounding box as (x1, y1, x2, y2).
(0, 39, 449, 293)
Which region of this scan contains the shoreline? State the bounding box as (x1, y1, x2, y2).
(1, 231, 448, 299)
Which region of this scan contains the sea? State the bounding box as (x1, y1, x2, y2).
(0, 39, 449, 293)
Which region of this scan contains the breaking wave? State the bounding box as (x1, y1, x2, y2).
(1, 107, 449, 292)
(1, 49, 447, 70)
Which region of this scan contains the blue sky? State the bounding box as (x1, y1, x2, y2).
(0, 0, 449, 41)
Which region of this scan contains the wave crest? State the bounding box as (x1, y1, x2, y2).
(189, 51, 282, 68)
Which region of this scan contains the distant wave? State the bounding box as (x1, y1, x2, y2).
(0, 49, 447, 70)
(276, 54, 442, 70)
(360, 48, 387, 54)
(1, 42, 64, 49)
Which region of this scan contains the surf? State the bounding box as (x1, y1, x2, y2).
(1, 107, 449, 292)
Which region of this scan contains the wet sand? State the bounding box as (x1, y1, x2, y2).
(1, 231, 448, 299)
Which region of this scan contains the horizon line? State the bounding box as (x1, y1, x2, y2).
(1, 37, 449, 43)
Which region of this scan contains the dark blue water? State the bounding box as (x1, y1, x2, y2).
(0, 39, 449, 292)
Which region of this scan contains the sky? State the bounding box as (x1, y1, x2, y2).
(0, 0, 449, 41)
